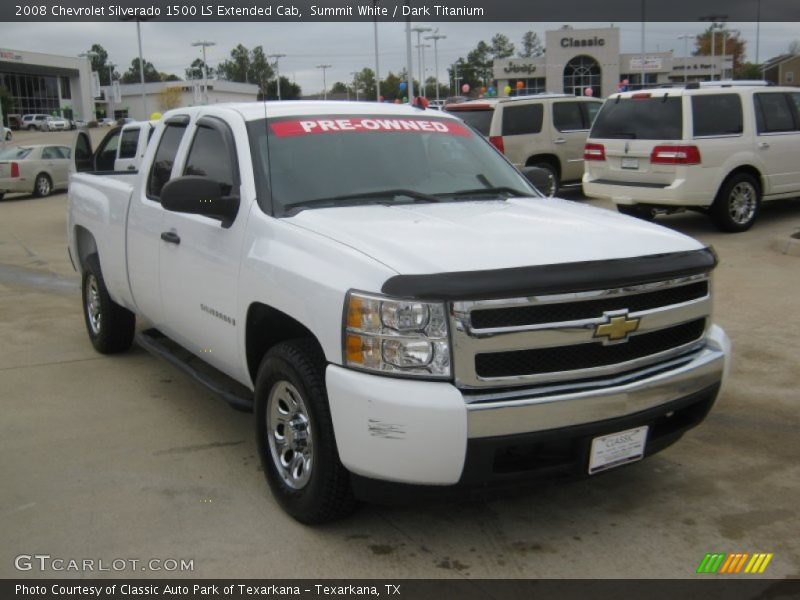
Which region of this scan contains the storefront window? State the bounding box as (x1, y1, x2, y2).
(563, 55, 601, 97)
(508, 78, 546, 96)
(0, 72, 62, 115)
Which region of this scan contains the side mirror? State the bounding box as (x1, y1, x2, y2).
(520, 166, 555, 197)
(161, 176, 240, 228)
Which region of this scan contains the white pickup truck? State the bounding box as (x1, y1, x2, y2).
(68, 102, 730, 523)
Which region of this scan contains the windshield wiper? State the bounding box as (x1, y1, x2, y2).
(434, 186, 535, 199)
(284, 189, 442, 212)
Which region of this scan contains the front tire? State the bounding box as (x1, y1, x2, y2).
(255, 339, 356, 524)
(33, 173, 52, 198)
(82, 254, 135, 354)
(711, 173, 761, 232)
(4, 131, 10, 141)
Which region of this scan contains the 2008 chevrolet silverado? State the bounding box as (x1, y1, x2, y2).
(67, 102, 730, 523)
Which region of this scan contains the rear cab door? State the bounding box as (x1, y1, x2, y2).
(753, 91, 800, 196)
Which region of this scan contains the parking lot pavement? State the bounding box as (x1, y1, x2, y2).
(1, 183, 799, 579)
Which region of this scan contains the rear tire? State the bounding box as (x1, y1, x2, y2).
(255, 339, 356, 524)
(711, 173, 761, 233)
(618, 204, 657, 221)
(531, 162, 559, 197)
(4, 131, 10, 141)
(82, 254, 135, 354)
(33, 174, 52, 198)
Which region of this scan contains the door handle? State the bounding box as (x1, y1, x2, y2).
(160, 231, 181, 245)
(758, 142, 770, 149)
(553, 138, 567, 144)
(127, 165, 136, 170)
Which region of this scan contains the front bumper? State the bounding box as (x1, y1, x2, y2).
(326, 324, 730, 486)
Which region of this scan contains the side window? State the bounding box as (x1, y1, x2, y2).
(553, 102, 586, 131)
(755, 93, 797, 134)
(501, 104, 543, 136)
(147, 123, 188, 200)
(692, 94, 743, 137)
(583, 102, 603, 127)
(56, 146, 71, 159)
(183, 124, 237, 196)
(41, 147, 58, 159)
(119, 128, 140, 159)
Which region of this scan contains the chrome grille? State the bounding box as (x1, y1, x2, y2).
(450, 274, 711, 389)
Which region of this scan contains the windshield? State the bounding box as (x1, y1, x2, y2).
(0, 147, 32, 160)
(591, 96, 683, 140)
(248, 114, 538, 215)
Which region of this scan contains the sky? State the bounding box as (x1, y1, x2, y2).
(0, 21, 798, 94)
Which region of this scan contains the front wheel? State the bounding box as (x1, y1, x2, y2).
(255, 339, 356, 524)
(711, 173, 761, 233)
(4, 131, 10, 141)
(82, 254, 135, 354)
(530, 162, 559, 197)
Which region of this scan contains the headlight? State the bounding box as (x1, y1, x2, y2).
(343, 291, 451, 378)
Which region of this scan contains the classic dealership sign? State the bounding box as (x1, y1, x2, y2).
(561, 36, 606, 48)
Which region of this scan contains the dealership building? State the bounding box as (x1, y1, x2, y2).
(1, 46, 260, 125)
(493, 26, 732, 98)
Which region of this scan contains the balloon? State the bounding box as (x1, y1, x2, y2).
(399, 81, 407, 92)
(584, 87, 594, 97)
(419, 96, 430, 108)
(504, 85, 512, 95)
(149, 112, 162, 120)
(402, 96, 408, 103)
(481, 86, 487, 94)
(488, 86, 495, 93)
(394, 99, 401, 104)
(516, 81, 524, 90)
(379, 95, 384, 102)
(461, 83, 470, 93)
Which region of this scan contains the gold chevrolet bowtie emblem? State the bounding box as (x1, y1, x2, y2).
(595, 314, 640, 342)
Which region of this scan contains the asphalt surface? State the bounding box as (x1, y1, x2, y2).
(1, 129, 799, 579)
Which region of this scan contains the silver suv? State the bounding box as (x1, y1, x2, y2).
(446, 94, 603, 196)
(21, 114, 51, 131)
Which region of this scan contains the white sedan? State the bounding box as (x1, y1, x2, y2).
(46, 117, 70, 131)
(0, 144, 71, 199)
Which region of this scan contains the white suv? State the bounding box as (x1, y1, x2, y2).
(447, 94, 603, 196)
(21, 114, 51, 131)
(583, 83, 800, 232)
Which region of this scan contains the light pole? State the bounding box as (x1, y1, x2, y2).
(191, 41, 215, 104)
(79, 50, 106, 119)
(268, 53, 286, 100)
(640, 0, 646, 89)
(678, 35, 692, 83)
(373, 0, 381, 101)
(135, 20, 147, 115)
(316, 64, 332, 100)
(755, 0, 761, 67)
(107, 63, 116, 119)
(425, 30, 446, 103)
(411, 26, 432, 99)
(350, 71, 360, 101)
(415, 43, 431, 97)
(404, 11, 414, 102)
(701, 15, 728, 81)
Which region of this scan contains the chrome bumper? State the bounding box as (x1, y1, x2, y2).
(466, 325, 729, 438)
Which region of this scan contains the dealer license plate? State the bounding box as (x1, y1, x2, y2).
(621, 157, 640, 170)
(588, 426, 648, 474)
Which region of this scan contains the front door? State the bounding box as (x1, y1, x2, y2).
(158, 115, 246, 380)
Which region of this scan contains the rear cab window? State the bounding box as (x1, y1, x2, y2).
(501, 104, 543, 136)
(119, 128, 140, 159)
(183, 120, 239, 197)
(146, 119, 189, 200)
(591, 95, 683, 140)
(692, 94, 743, 137)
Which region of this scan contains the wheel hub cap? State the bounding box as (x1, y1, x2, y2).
(86, 275, 102, 335)
(729, 182, 756, 224)
(266, 381, 313, 489)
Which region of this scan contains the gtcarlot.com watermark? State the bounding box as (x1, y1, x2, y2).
(14, 554, 194, 573)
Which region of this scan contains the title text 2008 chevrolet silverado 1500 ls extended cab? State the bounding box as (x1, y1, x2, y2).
(68, 102, 730, 523)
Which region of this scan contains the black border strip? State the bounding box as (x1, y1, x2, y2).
(381, 247, 717, 301)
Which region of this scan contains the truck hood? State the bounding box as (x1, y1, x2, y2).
(286, 197, 705, 275)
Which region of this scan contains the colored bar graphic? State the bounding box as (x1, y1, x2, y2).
(702, 552, 775, 575)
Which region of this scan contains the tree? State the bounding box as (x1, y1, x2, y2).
(789, 40, 800, 55)
(248, 46, 274, 93)
(330, 82, 349, 94)
(217, 44, 274, 94)
(186, 58, 214, 80)
(264, 76, 301, 100)
(519, 31, 545, 58)
(490, 34, 515, 59)
(120, 57, 161, 83)
(160, 73, 181, 82)
(693, 24, 747, 76)
(158, 86, 183, 111)
(85, 44, 120, 86)
(354, 68, 377, 100)
(737, 62, 763, 79)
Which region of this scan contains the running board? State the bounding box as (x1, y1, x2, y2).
(136, 328, 254, 411)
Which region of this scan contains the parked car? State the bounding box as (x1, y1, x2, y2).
(583, 82, 800, 232)
(2, 126, 11, 141)
(446, 94, 603, 196)
(99, 118, 117, 127)
(45, 116, 70, 131)
(0, 144, 71, 199)
(68, 101, 729, 523)
(20, 114, 51, 131)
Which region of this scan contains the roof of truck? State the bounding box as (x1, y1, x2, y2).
(162, 101, 465, 122)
